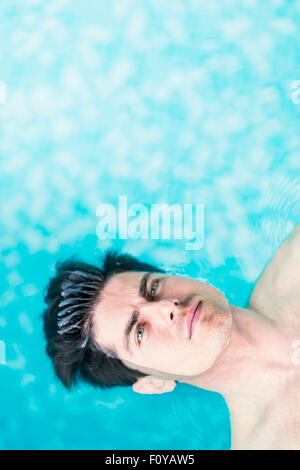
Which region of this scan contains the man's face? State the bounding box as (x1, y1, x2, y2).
(93, 271, 232, 378)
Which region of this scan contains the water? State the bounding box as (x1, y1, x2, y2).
(0, 0, 300, 450)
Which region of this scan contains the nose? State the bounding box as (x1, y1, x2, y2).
(141, 298, 180, 326)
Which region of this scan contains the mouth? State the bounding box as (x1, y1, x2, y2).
(188, 299, 203, 339)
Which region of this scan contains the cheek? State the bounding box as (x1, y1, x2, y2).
(172, 279, 224, 302)
(154, 349, 202, 376)
(140, 340, 195, 375)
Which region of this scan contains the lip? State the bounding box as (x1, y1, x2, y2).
(187, 299, 203, 339)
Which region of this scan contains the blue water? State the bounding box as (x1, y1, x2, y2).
(1, 0, 300, 450)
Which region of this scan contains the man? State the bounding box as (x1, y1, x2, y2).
(43, 223, 300, 450)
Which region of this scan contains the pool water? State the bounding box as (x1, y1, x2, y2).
(0, 0, 300, 450)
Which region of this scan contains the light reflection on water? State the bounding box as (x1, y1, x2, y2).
(260, 175, 300, 248)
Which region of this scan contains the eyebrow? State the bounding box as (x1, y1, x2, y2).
(124, 272, 152, 354)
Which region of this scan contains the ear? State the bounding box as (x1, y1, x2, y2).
(132, 376, 176, 395)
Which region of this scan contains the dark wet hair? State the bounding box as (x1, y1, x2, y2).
(43, 251, 165, 389)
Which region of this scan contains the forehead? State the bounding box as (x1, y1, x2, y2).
(101, 271, 145, 303)
(92, 271, 147, 354)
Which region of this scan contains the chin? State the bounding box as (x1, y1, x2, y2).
(211, 305, 232, 358)
(217, 308, 232, 352)
(194, 302, 233, 373)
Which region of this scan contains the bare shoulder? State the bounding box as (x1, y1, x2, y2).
(230, 377, 300, 450)
(248, 223, 300, 324)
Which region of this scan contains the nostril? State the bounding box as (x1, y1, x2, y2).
(170, 312, 174, 320)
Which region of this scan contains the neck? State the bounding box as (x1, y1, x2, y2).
(180, 306, 290, 403)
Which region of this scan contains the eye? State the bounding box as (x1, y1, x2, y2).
(148, 279, 160, 300)
(136, 323, 145, 345)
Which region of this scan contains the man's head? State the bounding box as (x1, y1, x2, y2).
(43, 251, 232, 395)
